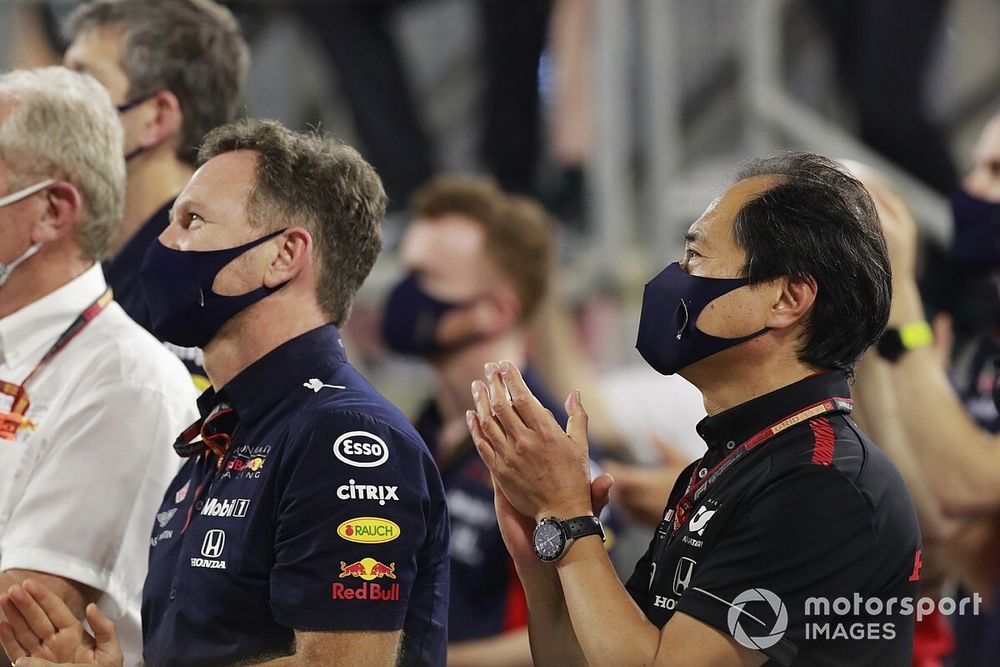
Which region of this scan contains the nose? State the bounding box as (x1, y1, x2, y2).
(158, 221, 185, 250)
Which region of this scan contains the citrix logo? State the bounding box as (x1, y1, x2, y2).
(337, 479, 399, 506)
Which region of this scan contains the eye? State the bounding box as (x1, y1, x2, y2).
(684, 246, 701, 261)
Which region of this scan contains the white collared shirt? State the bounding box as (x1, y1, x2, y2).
(0, 264, 198, 666)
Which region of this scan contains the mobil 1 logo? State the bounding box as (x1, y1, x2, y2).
(201, 497, 250, 518)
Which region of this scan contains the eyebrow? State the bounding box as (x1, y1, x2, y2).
(684, 229, 705, 245)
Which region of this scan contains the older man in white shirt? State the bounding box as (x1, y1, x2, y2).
(0, 67, 197, 666)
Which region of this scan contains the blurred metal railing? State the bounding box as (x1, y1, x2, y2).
(743, 0, 951, 243)
(586, 0, 955, 301)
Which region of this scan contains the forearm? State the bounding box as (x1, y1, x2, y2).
(448, 628, 532, 667)
(243, 630, 400, 666)
(0, 571, 92, 621)
(518, 564, 588, 667)
(853, 354, 963, 541)
(555, 537, 661, 667)
(888, 280, 1000, 514)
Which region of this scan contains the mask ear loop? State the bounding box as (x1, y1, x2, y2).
(676, 299, 689, 340)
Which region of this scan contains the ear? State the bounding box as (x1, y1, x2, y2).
(471, 285, 522, 334)
(264, 227, 312, 287)
(31, 181, 84, 243)
(764, 274, 817, 330)
(136, 90, 184, 150)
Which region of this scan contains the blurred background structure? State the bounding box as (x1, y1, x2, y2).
(5, 1, 997, 328)
(4, 0, 999, 476)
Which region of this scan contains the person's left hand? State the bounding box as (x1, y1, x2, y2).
(467, 361, 594, 523)
(0, 580, 122, 667)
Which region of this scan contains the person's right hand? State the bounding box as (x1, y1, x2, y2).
(488, 464, 614, 572)
(601, 436, 689, 527)
(0, 580, 123, 667)
(842, 161, 919, 281)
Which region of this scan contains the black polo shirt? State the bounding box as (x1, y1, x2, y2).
(141, 325, 450, 666)
(103, 200, 207, 384)
(625, 371, 921, 666)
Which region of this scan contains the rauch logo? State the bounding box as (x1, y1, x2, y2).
(337, 517, 400, 544)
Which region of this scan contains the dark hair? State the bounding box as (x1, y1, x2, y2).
(199, 119, 386, 326)
(65, 0, 249, 166)
(732, 152, 892, 373)
(411, 176, 555, 321)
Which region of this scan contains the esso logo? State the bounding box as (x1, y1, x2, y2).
(333, 431, 390, 468)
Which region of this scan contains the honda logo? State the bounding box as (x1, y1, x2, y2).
(673, 557, 697, 595)
(201, 529, 226, 558)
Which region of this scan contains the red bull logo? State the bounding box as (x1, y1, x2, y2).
(331, 582, 400, 601)
(225, 456, 265, 473)
(339, 557, 396, 581)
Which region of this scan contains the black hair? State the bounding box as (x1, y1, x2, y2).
(732, 152, 892, 374)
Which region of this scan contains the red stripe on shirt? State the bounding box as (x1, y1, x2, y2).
(809, 417, 835, 466)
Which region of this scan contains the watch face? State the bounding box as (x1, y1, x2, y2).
(533, 519, 565, 562)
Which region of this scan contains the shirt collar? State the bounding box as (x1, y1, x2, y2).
(207, 324, 349, 424)
(0, 264, 107, 369)
(695, 371, 853, 452)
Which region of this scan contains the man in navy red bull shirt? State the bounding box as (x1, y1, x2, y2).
(0, 119, 450, 666)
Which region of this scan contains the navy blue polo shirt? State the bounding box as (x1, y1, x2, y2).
(950, 332, 1000, 667)
(103, 199, 207, 383)
(142, 325, 450, 666)
(625, 371, 921, 666)
(416, 370, 616, 642)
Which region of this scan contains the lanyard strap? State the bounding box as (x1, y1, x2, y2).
(670, 396, 853, 532)
(173, 401, 238, 469)
(0, 288, 112, 420)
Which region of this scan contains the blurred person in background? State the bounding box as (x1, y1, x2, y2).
(1, 118, 449, 667)
(62, 0, 250, 387)
(810, 0, 956, 195)
(0, 66, 196, 667)
(300, 0, 552, 208)
(850, 110, 1000, 667)
(381, 176, 614, 666)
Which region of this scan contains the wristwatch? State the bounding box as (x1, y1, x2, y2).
(532, 515, 606, 562)
(876, 322, 933, 363)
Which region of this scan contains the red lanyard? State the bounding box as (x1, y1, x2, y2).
(0, 288, 113, 440)
(669, 396, 853, 531)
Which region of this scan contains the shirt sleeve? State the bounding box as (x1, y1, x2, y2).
(269, 409, 445, 632)
(0, 380, 191, 618)
(673, 465, 878, 666)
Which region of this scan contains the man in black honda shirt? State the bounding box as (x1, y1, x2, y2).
(466, 153, 921, 666)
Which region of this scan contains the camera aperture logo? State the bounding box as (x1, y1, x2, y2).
(724, 587, 982, 648)
(727, 588, 789, 650)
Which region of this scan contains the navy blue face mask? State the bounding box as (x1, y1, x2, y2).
(381, 274, 471, 357)
(139, 229, 288, 348)
(635, 262, 770, 375)
(951, 187, 1000, 268)
(117, 90, 161, 161)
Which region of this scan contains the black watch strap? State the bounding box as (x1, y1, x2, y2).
(876, 329, 906, 362)
(564, 515, 606, 543)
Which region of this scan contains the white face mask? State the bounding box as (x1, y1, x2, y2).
(0, 179, 54, 287)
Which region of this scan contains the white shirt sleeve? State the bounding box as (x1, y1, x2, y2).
(0, 378, 190, 619)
